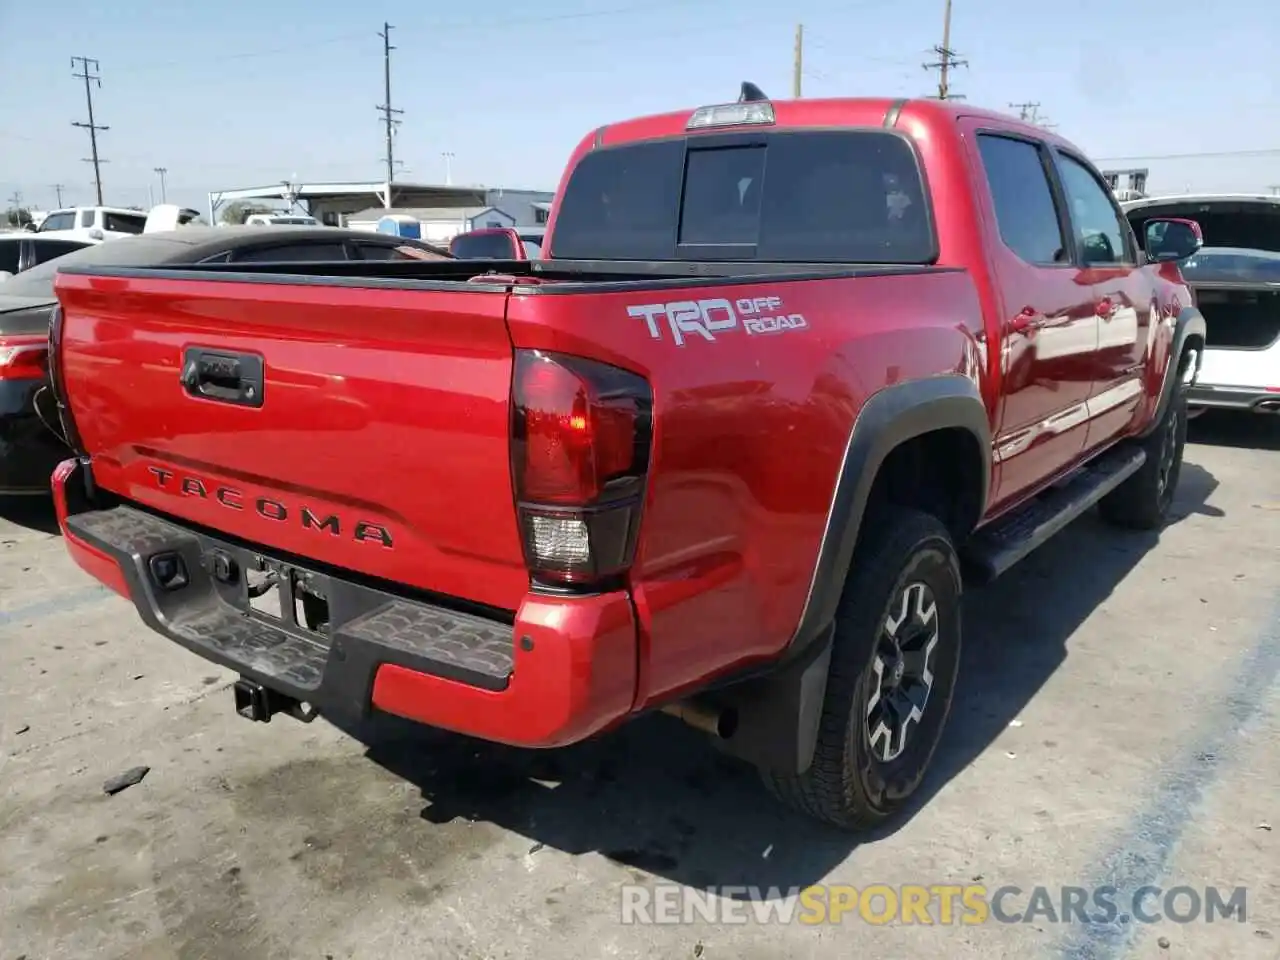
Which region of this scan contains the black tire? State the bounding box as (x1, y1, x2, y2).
(1098, 388, 1188, 531)
(762, 507, 962, 830)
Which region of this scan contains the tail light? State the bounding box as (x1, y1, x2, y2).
(0, 334, 49, 381)
(511, 349, 652, 588)
(47, 304, 86, 455)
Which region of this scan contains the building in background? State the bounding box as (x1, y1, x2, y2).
(1102, 168, 1149, 201)
(343, 205, 516, 243)
(205, 180, 553, 229)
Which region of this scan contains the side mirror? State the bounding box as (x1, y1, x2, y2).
(87, 228, 105, 241)
(1145, 217, 1203, 263)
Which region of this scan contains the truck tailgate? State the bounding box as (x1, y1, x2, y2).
(54, 273, 529, 611)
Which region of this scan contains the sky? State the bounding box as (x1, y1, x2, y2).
(1, 0, 1278, 217)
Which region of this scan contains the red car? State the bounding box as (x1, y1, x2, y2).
(48, 86, 1204, 829)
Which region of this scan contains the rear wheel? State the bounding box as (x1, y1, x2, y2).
(762, 507, 962, 830)
(1099, 387, 1188, 530)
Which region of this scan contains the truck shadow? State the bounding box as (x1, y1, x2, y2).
(334, 458, 1221, 896)
(0, 495, 60, 535)
(1187, 409, 1280, 452)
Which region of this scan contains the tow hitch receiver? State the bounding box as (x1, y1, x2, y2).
(233, 677, 319, 724)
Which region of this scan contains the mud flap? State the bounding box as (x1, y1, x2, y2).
(711, 624, 834, 776)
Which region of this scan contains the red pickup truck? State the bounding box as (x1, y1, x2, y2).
(48, 87, 1205, 829)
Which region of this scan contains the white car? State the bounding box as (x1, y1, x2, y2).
(1123, 194, 1280, 416)
(34, 205, 150, 243)
(245, 213, 320, 226)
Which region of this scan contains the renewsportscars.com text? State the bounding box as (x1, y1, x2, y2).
(620, 884, 1248, 926)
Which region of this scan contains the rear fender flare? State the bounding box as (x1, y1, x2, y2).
(715, 374, 991, 776)
(791, 373, 992, 651)
(1141, 306, 1206, 437)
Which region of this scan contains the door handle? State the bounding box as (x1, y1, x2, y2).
(1009, 307, 1042, 334)
(181, 348, 265, 408)
(1096, 298, 1115, 319)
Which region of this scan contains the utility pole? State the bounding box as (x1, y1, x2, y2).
(71, 57, 108, 205)
(52, 184, 65, 207)
(923, 0, 967, 100)
(793, 24, 803, 98)
(376, 22, 403, 209)
(441, 152, 455, 186)
(6, 190, 21, 212)
(153, 167, 168, 203)
(1009, 101, 1041, 122)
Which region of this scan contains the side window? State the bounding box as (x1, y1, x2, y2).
(79, 210, 95, 228)
(976, 134, 1067, 266)
(0, 242, 21, 273)
(32, 240, 91, 265)
(103, 213, 147, 234)
(231, 243, 349, 262)
(1056, 153, 1131, 265)
(39, 212, 75, 231)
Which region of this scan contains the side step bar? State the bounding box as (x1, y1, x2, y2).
(962, 445, 1147, 583)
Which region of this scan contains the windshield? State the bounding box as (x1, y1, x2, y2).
(1179, 247, 1280, 283)
(550, 129, 935, 263)
(0, 235, 191, 299)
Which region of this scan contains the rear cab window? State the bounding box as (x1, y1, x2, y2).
(549, 129, 936, 263)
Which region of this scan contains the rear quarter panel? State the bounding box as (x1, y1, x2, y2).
(507, 270, 986, 707)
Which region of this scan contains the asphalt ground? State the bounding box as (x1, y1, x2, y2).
(1, 411, 1277, 960)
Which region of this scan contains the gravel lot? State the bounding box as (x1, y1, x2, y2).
(2, 413, 1277, 960)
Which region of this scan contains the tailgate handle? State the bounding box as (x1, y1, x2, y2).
(180, 348, 265, 408)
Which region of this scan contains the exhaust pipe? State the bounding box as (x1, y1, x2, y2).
(660, 700, 738, 739)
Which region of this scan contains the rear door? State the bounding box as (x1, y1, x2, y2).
(1051, 149, 1155, 448)
(965, 125, 1098, 504)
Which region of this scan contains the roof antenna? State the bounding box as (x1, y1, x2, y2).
(739, 81, 769, 103)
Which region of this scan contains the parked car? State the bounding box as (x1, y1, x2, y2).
(0, 226, 451, 494)
(245, 213, 322, 227)
(0, 234, 93, 280)
(1123, 194, 1280, 416)
(35, 205, 150, 242)
(449, 226, 546, 259)
(48, 88, 1204, 829)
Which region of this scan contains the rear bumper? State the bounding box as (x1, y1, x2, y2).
(1187, 383, 1280, 413)
(53, 458, 638, 747)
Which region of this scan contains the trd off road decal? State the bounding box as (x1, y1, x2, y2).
(627, 296, 808, 347)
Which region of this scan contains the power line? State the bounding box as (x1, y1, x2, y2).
(100, 0, 706, 77)
(1093, 148, 1280, 162)
(923, 0, 966, 100)
(376, 21, 403, 206)
(71, 56, 108, 205)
